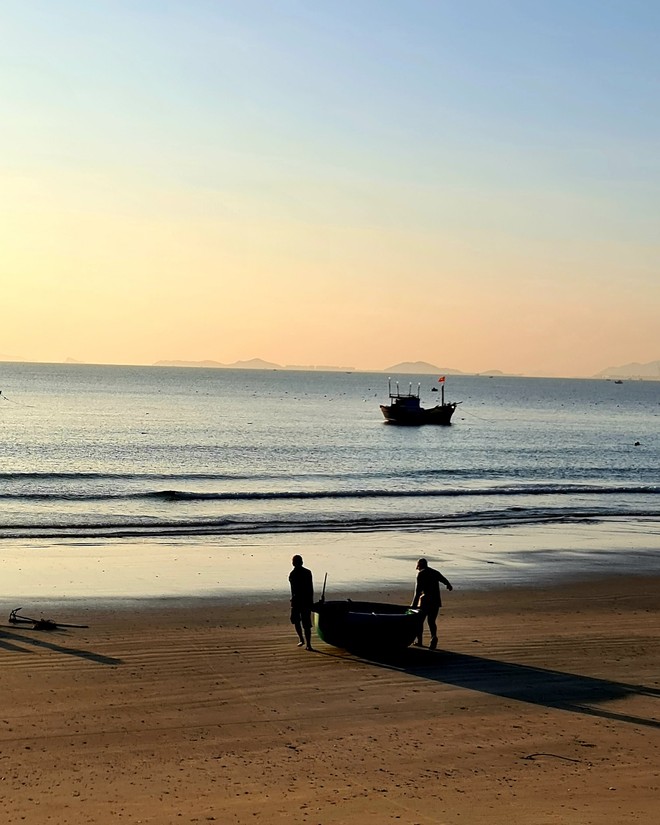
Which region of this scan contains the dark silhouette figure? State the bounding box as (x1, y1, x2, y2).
(289, 554, 314, 650)
(411, 557, 452, 650)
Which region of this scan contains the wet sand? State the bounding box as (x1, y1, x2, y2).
(0, 574, 658, 824)
(4, 520, 660, 601)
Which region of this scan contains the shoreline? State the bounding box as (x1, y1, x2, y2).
(5, 564, 660, 616)
(2, 519, 659, 605)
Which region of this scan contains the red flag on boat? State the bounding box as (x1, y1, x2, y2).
(438, 376, 445, 383)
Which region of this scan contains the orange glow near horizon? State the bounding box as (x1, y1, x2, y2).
(2, 4, 658, 378)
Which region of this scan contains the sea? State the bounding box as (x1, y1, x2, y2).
(0, 362, 658, 598)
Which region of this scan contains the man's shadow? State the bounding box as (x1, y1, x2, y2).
(320, 646, 660, 729)
(0, 628, 122, 666)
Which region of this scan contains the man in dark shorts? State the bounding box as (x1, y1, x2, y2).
(289, 554, 314, 650)
(411, 557, 453, 650)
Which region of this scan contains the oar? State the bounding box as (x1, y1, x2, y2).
(9, 608, 88, 630)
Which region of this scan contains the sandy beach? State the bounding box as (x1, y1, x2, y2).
(0, 573, 657, 824)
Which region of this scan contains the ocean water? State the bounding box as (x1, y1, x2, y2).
(0, 362, 658, 544)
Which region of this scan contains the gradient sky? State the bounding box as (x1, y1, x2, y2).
(2, 1, 658, 376)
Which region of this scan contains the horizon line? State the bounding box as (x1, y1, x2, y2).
(1, 357, 657, 381)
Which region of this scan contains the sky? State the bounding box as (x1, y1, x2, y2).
(2, 0, 659, 377)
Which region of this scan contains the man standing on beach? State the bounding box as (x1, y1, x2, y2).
(411, 557, 453, 650)
(289, 555, 314, 650)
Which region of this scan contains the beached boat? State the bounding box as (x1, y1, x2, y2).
(313, 599, 421, 651)
(380, 378, 459, 425)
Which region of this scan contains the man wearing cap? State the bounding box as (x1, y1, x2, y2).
(411, 558, 453, 650)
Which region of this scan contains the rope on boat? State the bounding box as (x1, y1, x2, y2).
(0, 391, 35, 408)
(459, 407, 497, 423)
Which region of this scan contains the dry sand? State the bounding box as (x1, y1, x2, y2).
(0, 575, 658, 824)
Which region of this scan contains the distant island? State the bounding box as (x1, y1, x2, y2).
(154, 357, 280, 370)
(592, 360, 660, 380)
(155, 358, 463, 375)
(153, 358, 355, 372)
(152, 357, 660, 379)
(383, 361, 463, 375)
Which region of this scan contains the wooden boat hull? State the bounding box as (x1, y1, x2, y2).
(380, 402, 457, 425)
(313, 600, 421, 651)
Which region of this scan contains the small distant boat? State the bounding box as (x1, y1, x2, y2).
(313, 599, 421, 652)
(614, 379, 623, 384)
(380, 378, 459, 425)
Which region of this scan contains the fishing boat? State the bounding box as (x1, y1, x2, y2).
(380, 378, 459, 425)
(313, 598, 421, 652)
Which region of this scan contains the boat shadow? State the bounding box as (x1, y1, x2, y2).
(0, 627, 123, 666)
(318, 646, 660, 730)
